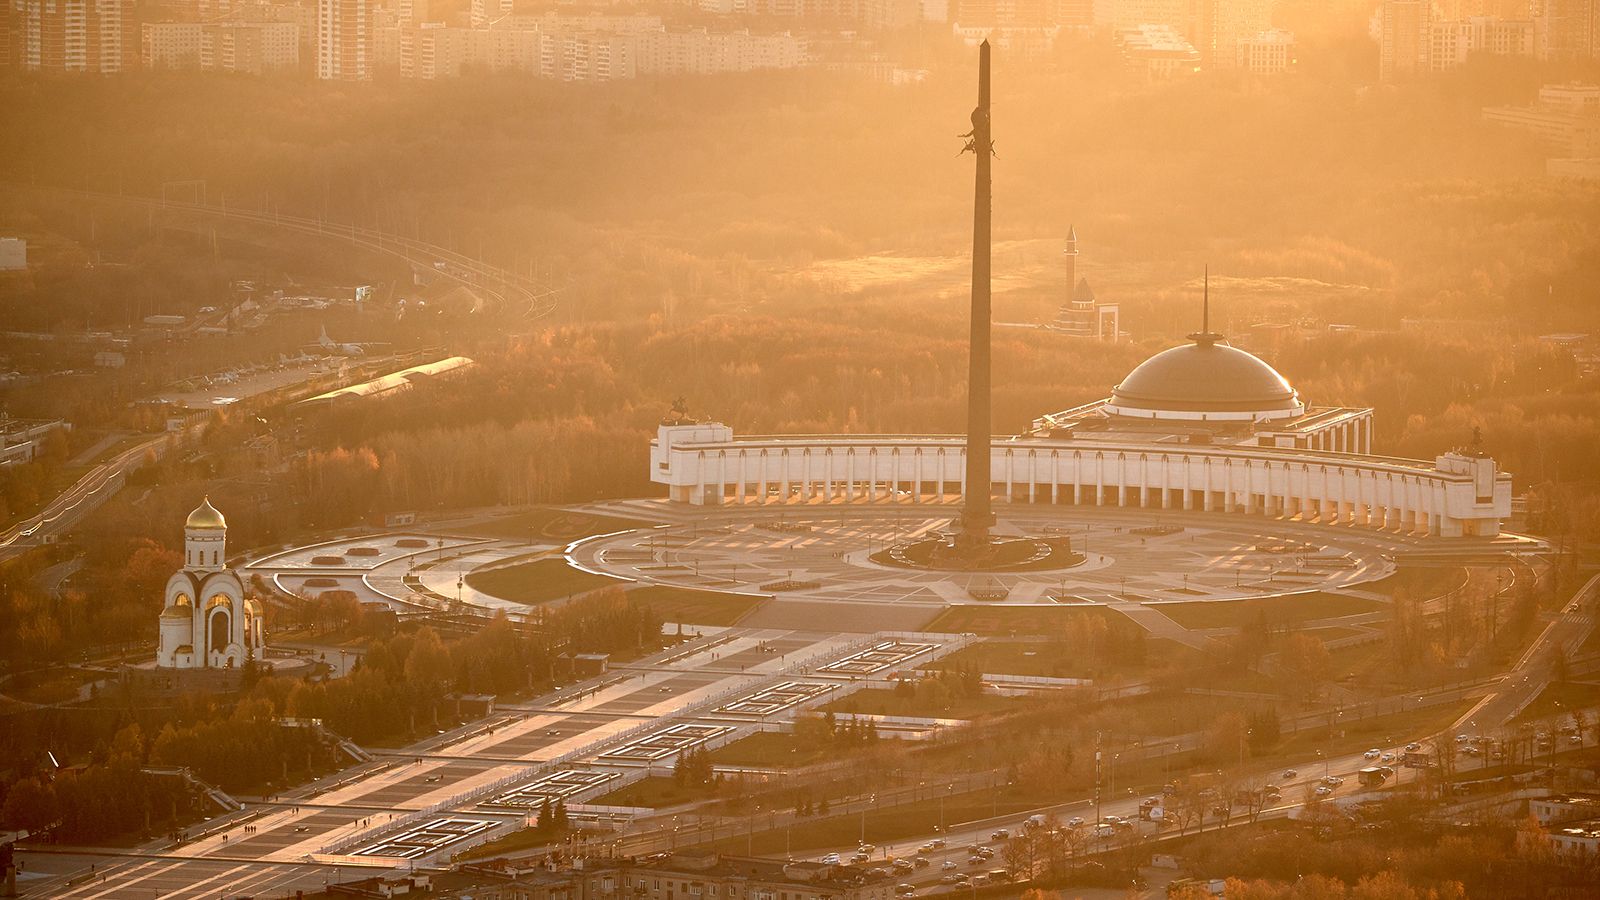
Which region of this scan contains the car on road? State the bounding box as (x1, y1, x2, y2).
(918, 842, 937, 853)
(1067, 816, 1085, 827)
(991, 828, 1010, 840)
(893, 860, 914, 872)
(822, 854, 840, 865)
(1321, 775, 1344, 787)
(1282, 769, 1297, 779)
(895, 884, 916, 896)
(941, 861, 958, 871)
(929, 838, 946, 849)
(1364, 749, 1381, 759)
(1380, 752, 1395, 763)
(1315, 786, 1333, 797)
(913, 857, 930, 868)
(1405, 742, 1421, 752)
(860, 844, 876, 854)
(953, 874, 972, 886)
(852, 852, 871, 864)
(939, 874, 961, 885)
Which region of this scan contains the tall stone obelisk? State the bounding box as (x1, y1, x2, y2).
(956, 40, 995, 557)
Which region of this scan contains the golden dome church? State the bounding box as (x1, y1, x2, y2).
(156, 498, 264, 669)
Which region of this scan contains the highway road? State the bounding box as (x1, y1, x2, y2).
(0, 433, 169, 565)
(1451, 571, 1600, 733)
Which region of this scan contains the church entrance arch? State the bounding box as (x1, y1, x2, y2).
(209, 608, 231, 655)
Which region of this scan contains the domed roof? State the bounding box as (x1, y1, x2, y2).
(186, 497, 227, 530)
(1107, 338, 1303, 419)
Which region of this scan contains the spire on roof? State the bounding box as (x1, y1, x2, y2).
(1187, 265, 1224, 346)
(1072, 277, 1095, 303)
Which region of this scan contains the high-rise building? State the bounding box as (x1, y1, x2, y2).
(1194, 0, 1273, 69)
(317, 0, 369, 79)
(1379, 0, 1431, 81)
(1, 0, 130, 72)
(1236, 27, 1296, 74)
(1428, 15, 1535, 69)
(1536, 0, 1598, 59)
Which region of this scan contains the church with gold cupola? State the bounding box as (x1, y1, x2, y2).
(157, 498, 265, 670)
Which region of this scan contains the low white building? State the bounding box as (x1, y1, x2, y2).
(650, 327, 1512, 539)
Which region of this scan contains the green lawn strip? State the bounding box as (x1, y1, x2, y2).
(465, 558, 628, 605)
(922, 605, 1132, 638)
(460, 507, 653, 541)
(1154, 592, 1382, 630)
(709, 732, 836, 768)
(1512, 681, 1600, 723)
(458, 827, 576, 861)
(630, 585, 764, 626)
(822, 689, 1028, 719)
(700, 795, 1045, 857)
(1261, 698, 1480, 766)
(921, 638, 1201, 680)
(593, 776, 720, 809)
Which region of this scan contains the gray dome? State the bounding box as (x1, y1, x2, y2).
(1109, 340, 1301, 418)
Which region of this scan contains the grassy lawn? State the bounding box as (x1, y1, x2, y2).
(710, 732, 836, 768)
(922, 638, 1201, 680)
(458, 826, 578, 861)
(630, 585, 763, 626)
(593, 776, 721, 809)
(1266, 698, 1479, 763)
(1080, 691, 1267, 739)
(703, 793, 1045, 856)
(461, 507, 652, 541)
(923, 605, 1132, 637)
(1512, 680, 1600, 723)
(1154, 592, 1382, 630)
(822, 688, 1027, 719)
(466, 559, 628, 604)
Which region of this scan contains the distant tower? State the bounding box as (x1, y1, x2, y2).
(1063, 224, 1078, 298)
(1051, 227, 1120, 341)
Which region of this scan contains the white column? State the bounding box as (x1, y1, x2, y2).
(1182, 455, 1193, 510)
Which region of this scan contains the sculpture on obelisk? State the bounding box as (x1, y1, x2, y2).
(954, 40, 996, 558)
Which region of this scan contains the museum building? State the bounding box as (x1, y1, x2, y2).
(649, 326, 1511, 538)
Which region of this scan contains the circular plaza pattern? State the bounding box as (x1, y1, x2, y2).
(567, 504, 1406, 608)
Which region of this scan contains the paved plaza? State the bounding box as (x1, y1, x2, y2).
(568, 504, 1407, 608)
